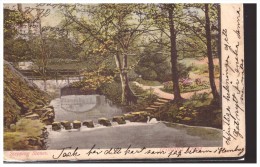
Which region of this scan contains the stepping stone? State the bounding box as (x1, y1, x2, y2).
(158, 97, 171, 101)
(136, 111, 150, 116)
(61, 121, 72, 130)
(123, 114, 135, 120)
(149, 105, 160, 109)
(52, 122, 61, 131)
(153, 102, 166, 106)
(157, 98, 169, 103)
(83, 120, 94, 128)
(72, 120, 81, 129)
(98, 118, 112, 126)
(129, 112, 149, 122)
(112, 116, 126, 124)
(145, 107, 157, 111)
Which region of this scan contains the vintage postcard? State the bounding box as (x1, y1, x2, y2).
(3, 3, 245, 162)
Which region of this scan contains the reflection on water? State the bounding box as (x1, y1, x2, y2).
(50, 95, 122, 122)
(60, 95, 98, 112)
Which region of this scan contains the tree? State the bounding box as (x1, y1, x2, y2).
(148, 4, 184, 102)
(180, 4, 220, 104)
(135, 42, 171, 82)
(167, 5, 183, 101)
(205, 4, 220, 104)
(4, 7, 30, 62)
(60, 4, 152, 105)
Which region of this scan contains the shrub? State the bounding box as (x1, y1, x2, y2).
(15, 118, 45, 137)
(98, 81, 122, 104)
(4, 119, 45, 150)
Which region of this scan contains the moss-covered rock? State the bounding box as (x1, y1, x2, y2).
(73, 120, 81, 129)
(123, 114, 135, 121)
(40, 106, 55, 125)
(52, 122, 61, 131)
(128, 111, 150, 122)
(61, 121, 72, 130)
(82, 120, 94, 128)
(112, 116, 126, 124)
(98, 118, 111, 126)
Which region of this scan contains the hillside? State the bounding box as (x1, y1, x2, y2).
(4, 61, 56, 150)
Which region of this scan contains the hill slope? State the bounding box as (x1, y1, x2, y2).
(4, 61, 52, 127)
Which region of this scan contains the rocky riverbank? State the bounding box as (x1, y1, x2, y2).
(4, 61, 55, 150)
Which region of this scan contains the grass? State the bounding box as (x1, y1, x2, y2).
(161, 83, 210, 94)
(135, 78, 162, 86)
(123, 82, 158, 113)
(164, 122, 222, 140)
(4, 119, 45, 150)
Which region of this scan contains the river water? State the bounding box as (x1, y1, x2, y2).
(47, 94, 222, 149)
(46, 122, 222, 149)
(32, 79, 222, 149)
(50, 95, 122, 122)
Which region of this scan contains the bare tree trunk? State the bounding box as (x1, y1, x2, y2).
(37, 8, 48, 92)
(114, 53, 136, 105)
(205, 4, 220, 104)
(168, 5, 183, 102)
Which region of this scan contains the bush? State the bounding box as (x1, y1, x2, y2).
(16, 118, 45, 136)
(162, 80, 210, 94)
(190, 92, 209, 102)
(98, 81, 122, 104)
(4, 119, 45, 150)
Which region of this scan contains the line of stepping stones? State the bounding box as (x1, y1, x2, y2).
(51, 116, 126, 131)
(51, 97, 170, 131)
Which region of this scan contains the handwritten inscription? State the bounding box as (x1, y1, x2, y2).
(222, 7, 244, 146)
(49, 145, 244, 159)
(52, 147, 80, 159)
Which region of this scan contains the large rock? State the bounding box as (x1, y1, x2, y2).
(126, 111, 150, 122)
(123, 114, 135, 121)
(82, 120, 94, 128)
(40, 106, 55, 125)
(73, 120, 81, 129)
(98, 118, 111, 126)
(33, 106, 54, 116)
(112, 116, 126, 124)
(52, 122, 61, 131)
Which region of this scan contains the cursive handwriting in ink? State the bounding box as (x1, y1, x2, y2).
(124, 145, 146, 155)
(233, 7, 241, 39)
(86, 145, 103, 156)
(52, 147, 80, 159)
(217, 146, 244, 156)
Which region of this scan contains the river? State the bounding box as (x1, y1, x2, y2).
(32, 79, 222, 149)
(46, 94, 222, 149)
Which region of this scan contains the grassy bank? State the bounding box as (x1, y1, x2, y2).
(154, 93, 222, 129)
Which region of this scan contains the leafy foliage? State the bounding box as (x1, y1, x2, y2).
(71, 67, 114, 93)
